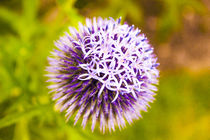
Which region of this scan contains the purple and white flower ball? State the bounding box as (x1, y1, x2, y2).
(46, 17, 159, 133)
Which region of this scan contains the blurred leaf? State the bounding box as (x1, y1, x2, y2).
(56, 0, 84, 26)
(156, 0, 206, 42)
(22, 0, 39, 21)
(156, 0, 180, 42)
(0, 7, 21, 33)
(0, 105, 50, 129)
(13, 119, 30, 140)
(180, 0, 206, 14)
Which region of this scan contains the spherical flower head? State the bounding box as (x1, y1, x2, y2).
(46, 17, 159, 133)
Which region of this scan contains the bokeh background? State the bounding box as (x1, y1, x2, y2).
(0, 0, 209, 140)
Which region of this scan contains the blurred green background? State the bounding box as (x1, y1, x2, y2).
(0, 0, 209, 140)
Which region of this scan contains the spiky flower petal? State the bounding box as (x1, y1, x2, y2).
(46, 17, 159, 133)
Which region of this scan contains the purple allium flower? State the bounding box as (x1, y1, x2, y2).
(46, 17, 159, 133)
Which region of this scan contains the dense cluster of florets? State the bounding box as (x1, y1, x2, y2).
(46, 17, 159, 133)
